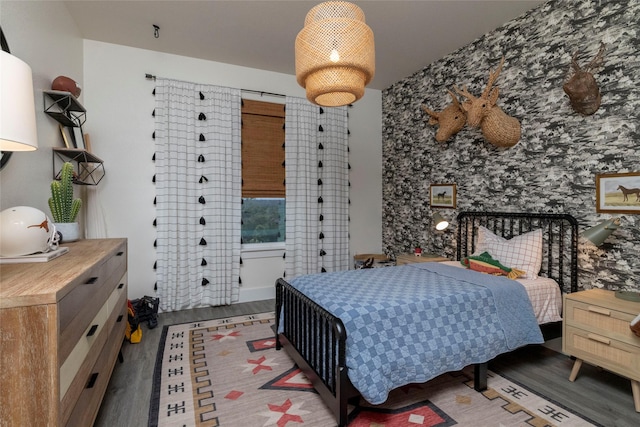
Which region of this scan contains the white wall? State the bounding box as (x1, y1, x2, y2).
(0, 0, 84, 217)
(83, 40, 382, 302)
(0, 1, 382, 305)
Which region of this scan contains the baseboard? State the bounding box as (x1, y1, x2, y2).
(238, 286, 275, 303)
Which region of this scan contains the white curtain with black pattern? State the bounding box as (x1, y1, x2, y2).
(154, 78, 241, 311)
(284, 97, 350, 278)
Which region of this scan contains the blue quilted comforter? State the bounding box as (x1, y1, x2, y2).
(288, 262, 543, 404)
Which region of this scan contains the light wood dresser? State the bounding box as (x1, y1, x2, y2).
(0, 238, 128, 426)
(563, 288, 640, 412)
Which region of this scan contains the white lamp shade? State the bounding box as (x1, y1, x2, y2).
(0, 50, 38, 151)
(433, 212, 449, 231)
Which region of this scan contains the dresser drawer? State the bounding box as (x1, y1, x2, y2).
(564, 298, 639, 346)
(64, 293, 127, 427)
(58, 243, 127, 362)
(59, 242, 127, 332)
(565, 325, 640, 381)
(59, 278, 127, 424)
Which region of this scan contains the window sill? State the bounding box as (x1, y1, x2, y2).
(241, 243, 285, 259)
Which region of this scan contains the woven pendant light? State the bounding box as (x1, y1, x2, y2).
(295, 1, 375, 107)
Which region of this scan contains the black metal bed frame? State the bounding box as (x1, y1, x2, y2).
(457, 212, 578, 293)
(275, 211, 579, 426)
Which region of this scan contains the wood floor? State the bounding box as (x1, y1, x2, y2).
(94, 299, 639, 427)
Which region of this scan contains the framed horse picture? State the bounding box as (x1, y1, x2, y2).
(596, 172, 640, 214)
(430, 183, 456, 208)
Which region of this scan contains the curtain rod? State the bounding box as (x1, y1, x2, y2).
(144, 74, 286, 98)
(241, 89, 286, 98)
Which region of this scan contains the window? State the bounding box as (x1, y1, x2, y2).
(241, 99, 285, 244)
(241, 198, 285, 244)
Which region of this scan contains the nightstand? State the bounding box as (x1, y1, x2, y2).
(395, 253, 449, 265)
(563, 289, 640, 412)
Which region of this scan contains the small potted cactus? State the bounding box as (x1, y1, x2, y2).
(49, 162, 82, 242)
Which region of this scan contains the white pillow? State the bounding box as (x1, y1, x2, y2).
(474, 226, 543, 279)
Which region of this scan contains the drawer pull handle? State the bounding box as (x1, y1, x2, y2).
(86, 373, 99, 389)
(587, 333, 610, 345)
(86, 324, 99, 337)
(117, 251, 124, 256)
(117, 314, 124, 322)
(587, 306, 611, 316)
(85, 277, 98, 285)
(118, 283, 125, 289)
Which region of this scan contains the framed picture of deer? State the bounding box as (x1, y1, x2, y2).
(430, 183, 457, 209)
(596, 172, 640, 214)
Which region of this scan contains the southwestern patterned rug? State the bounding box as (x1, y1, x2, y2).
(149, 312, 598, 427)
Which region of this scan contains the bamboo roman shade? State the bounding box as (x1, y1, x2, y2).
(241, 99, 285, 198)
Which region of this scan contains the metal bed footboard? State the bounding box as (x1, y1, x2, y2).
(275, 278, 358, 426)
(275, 277, 489, 426)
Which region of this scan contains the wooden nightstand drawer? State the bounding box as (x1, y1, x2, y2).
(564, 298, 638, 346)
(565, 325, 640, 381)
(563, 289, 640, 412)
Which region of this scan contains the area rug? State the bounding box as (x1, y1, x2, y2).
(149, 312, 598, 427)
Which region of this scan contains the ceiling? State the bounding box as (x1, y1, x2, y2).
(64, 0, 545, 90)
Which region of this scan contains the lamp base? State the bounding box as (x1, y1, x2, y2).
(615, 290, 640, 302)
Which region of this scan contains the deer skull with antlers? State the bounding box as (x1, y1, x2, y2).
(421, 90, 467, 142)
(563, 43, 605, 116)
(454, 57, 521, 148)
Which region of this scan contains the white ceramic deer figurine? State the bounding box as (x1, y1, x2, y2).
(454, 57, 521, 148)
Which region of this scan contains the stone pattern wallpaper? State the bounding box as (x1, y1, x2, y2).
(382, 0, 639, 292)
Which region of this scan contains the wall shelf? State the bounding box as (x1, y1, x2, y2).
(53, 148, 105, 185)
(45, 91, 104, 185)
(43, 90, 86, 128)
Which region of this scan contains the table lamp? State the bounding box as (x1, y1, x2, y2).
(582, 218, 638, 301)
(0, 27, 38, 171)
(581, 217, 620, 247)
(433, 212, 449, 231)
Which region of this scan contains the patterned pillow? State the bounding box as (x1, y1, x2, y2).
(474, 226, 543, 279)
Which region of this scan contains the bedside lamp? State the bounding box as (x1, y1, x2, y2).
(582, 218, 637, 302)
(581, 217, 620, 247)
(433, 212, 449, 231)
(0, 50, 38, 151)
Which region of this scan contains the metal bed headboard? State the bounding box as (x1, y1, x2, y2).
(456, 212, 578, 293)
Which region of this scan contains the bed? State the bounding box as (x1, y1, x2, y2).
(275, 211, 578, 426)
